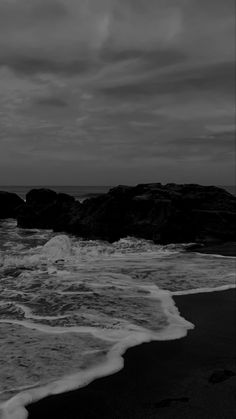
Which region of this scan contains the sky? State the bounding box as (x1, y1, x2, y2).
(0, 0, 235, 185)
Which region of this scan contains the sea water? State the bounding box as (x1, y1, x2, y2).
(0, 206, 235, 418)
(0, 186, 111, 201)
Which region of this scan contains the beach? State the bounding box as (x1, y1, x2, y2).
(27, 289, 236, 419)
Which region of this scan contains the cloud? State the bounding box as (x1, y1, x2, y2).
(0, 0, 234, 77)
(0, 0, 234, 185)
(34, 97, 68, 108)
(0, 56, 92, 76)
(0, 0, 112, 75)
(98, 61, 235, 97)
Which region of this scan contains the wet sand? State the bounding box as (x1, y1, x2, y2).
(27, 289, 236, 419)
(187, 242, 236, 257)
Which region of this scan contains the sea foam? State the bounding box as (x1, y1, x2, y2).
(0, 230, 235, 419)
(172, 283, 236, 296)
(0, 288, 193, 419)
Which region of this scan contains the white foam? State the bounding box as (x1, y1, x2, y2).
(172, 283, 236, 296)
(1, 232, 235, 419)
(195, 252, 236, 259)
(11, 304, 68, 322)
(0, 288, 193, 419)
(42, 235, 71, 262)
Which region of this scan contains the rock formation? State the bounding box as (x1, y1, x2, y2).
(1, 184, 235, 245)
(17, 188, 78, 229)
(0, 191, 25, 219)
(59, 183, 236, 244)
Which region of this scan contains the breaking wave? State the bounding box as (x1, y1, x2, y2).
(0, 220, 235, 419)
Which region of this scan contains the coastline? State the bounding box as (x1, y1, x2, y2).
(26, 288, 236, 419)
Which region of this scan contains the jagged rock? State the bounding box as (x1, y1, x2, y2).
(64, 183, 236, 244)
(0, 191, 25, 219)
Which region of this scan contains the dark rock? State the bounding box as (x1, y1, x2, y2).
(16, 184, 236, 245)
(208, 369, 236, 384)
(154, 397, 189, 408)
(26, 189, 58, 206)
(17, 188, 78, 230)
(65, 183, 236, 244)
(0, 191, 25, 219)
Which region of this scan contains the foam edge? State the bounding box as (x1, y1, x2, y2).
(172, 283, 236, 296)
(0, 289, 194, 419)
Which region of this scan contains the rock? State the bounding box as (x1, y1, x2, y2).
(66, 183, 236, 244)
(208, 369, 236, 384)
(16, 184, 236, 246)
(17, 188, 78, 229)
(26, 189, 57, 206)
(0, 191, 25, 219)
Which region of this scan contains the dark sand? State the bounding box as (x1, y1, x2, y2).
(27, 289, 236, 419)
(187, 242, 236, 257)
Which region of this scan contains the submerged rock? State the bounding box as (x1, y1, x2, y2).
(16, 184, 236, 246)
(0, 191, 25, 219)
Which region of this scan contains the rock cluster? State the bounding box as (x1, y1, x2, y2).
(1, 184, 235, 245)
(17, 188, 78, 229)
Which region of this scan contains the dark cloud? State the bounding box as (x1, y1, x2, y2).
(116, 131, 235, 163)
(101, 47, 187, 67)
(0, 0, 67, 24)
(169, 132, 235, 162)
(29, 0, 68, 21)
(34, 97, 68, 108)
(99, 61, 235, 98)
(172, 134, 234, 162)
(170, 131, 235, 149)
(0, 0, 234, 77)
(0, 47, 186, 77)
(0, 55, 93, 76)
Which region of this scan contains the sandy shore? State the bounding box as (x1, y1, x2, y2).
(27, 289, 236, 419)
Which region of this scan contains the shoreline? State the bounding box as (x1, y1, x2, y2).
(26, 288, 236, 419)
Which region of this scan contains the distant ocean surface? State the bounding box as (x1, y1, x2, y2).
(0, 184, 235, 419)
(0, 185, 111, 201)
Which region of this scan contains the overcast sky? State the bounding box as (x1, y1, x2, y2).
(0, 0, 235, 185)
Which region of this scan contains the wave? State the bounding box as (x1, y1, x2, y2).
(0, 233, 235, 419)
(172, 283, 236, 296)
(0, 288, 193, 419)
(195, 252, 236, 260)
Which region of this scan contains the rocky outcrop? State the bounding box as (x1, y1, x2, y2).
(15, 184, 236, 245)
(17, 188, 79, 229)
(0, 191, 25, 219)
(61, 183, 236, 244)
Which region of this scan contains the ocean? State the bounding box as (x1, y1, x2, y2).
(0, 186, 235, 419)
(0, 186, 111, 201)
